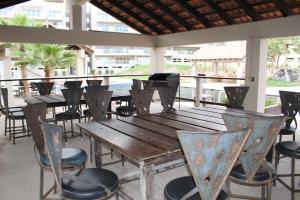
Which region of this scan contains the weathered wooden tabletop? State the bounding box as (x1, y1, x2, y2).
(77, 105, 272, 200)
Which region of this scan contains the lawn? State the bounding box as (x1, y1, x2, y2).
(266, 79, 300, 87)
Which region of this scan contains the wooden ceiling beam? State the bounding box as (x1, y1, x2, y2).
(202, 0, 235, 25)
(90, 1, 149, 34)
(273, 0, 292, 17)
(0, 0, 29, 9)
(128, 0, 176, 33)
(234, 0, 262, 21)
(108, 0, 163, 35)
(151, 0, 191, 31)
(175, 0, 213, 28)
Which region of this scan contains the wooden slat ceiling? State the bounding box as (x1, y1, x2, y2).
(91, 0, 300, 35)
(0, 0, 30, 9)
(1, 0, 300, 35)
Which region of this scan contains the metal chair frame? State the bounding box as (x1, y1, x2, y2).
(40, 120, 118, 200)
(224, 86, 249, 109)
(36, 82, 54, 96)
(1, 87, 29, 144)
(64, 80, 82, 89)
(222, 113, 285, 200)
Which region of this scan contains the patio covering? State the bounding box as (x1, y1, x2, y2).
(2, 0, 300, 36)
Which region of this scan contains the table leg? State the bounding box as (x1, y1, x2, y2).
(140, 164, 154, 200)
(108, 101, 112, 119)
(94, 141, 102, 168)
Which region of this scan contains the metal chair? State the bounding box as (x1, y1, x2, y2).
(83, 89, 114, 165)
(83, 86, 109, 120)
(36, 82, 54, 95)
(129, 88, 154, 116)
(64, 80, 82, 89)
(30, 82, 39, 95)
(86, 79, 102, 86)
(224, 86, 249, 109)
(55, 88, 83, 142)
(222, 113, 285, 200)
(278, 90, 300, 142)
(40, 119, 119, 200)
(164, 128, 251, 200)
(1, 87, 29, 144)
(23, 103, 87, 200)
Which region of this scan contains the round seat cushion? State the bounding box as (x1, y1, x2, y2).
(279, 126, 296, 135)
(55, 112, 81, 120)
(230, 163, 275, 182)
(276, 141, 300, 158)
(62, 168, 119, 200)
(41, 147, 87, 166)
(9, 111, 25, 119)
(164, 176, 228, 200)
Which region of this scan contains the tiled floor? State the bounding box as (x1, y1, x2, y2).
(0, 99, 299, 200)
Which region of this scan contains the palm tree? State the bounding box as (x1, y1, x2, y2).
(27, 44, 77, 80)
(0, 15, 42, 96)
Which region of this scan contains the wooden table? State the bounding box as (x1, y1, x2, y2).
(24, 91, 131, 108)
(77, 105, 272, 200)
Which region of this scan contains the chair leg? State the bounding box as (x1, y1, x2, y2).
(4, 115, 7, 136)
(13, 119, 16, 144)
(279, 135, 282, 142)
(9, 117, 11, 141)
(291, 158, 295, 200)
(22, 118, 26, 134)
(89, 136, 93, 164)
(40, 167, 44, 200)
(63, 120, 67, 143)
(261, 185, 266, 200)
(274, 149, 280, 186)
(267, 181, 272, 200)
(71, 119, 74, 137)
(293, 134, 295, 141)
(115, 190, 119, 200)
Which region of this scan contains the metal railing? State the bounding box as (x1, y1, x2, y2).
(0, 74, 246, 107)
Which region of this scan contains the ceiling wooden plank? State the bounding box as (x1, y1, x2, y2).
(175, 0, 213, 28)
(108, 0, 163, 35)
(151, 0, 191, 31)
(203, 0, 235, 25)
(128, 0, 176, 33)
(90, 1, 150, 34)
(273, 0, 292, 17)
(0, 0, 29, 9)
(234, 0, 262, 21)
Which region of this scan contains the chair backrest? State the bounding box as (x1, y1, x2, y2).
(61, 88, 83, 116)
(0, 87, 9, 111)
(40, 120, 63, 194)
(222, 113, 285, 180)
(23, 103, 47, 155)
(279, 90, 300, 128)
(84, 90, 113, 121)
(84, 85, 109, 93)
(86, 79, 102, 86)
(36, 82, 54, 95)
(130, 89, 154, 116)
(224, 86, 249, 109)
(64, 80, 82, 89)
(142, 80, 153, 90)
(157, 82, 178, 112)
(177, 128, 251, 200)
(132, 79, 142, 90)
(30, 82, 37, 90)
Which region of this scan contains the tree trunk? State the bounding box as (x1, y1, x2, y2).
(276, 55, 280, 73)
(44, 67, 51, 82)
(20, 65, 30, 97)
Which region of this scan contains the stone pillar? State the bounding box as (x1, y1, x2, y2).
(76, 49, 85, 76)
(66, 0, 86, 32)
(150, 47, 165, 73)
(244, 39, 268, 112)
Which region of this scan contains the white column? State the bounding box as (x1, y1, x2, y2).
(244, 39, 268, 112)
(3, 49, 14, 102)
(150, 47, 165, 73)
(70, 5, 83, 32)
(76, 50, 85, 76)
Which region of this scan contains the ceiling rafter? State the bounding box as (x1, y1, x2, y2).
(273, 0, 292, 17)
(0, 0, 29, 9)
(127, 0, 176, 33)
(107, 0, 162, 35)
(202, 0, 235, 25)
(234, 0, 262, 21)
(175, 0, 213, 28)
(151, 0, 191, 31)
(90, 1, 149, 34)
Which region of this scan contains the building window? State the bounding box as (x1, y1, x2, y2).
(115, 24, 128, 32)
(0, 7, 12, 16)
(98, 24, 109, 31)
(48, 10, 61, 18)
(23, 9, 41, 17)
(116, 57, 130, 64)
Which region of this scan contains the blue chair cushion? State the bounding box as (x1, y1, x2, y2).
(9, 111, 25, 120)
(41, 147, 87, 166)
(62, 168, 119, 200)
(230, 162, 275, 182)
(164, 176, 228, 200)
(276, 141, 300, 158)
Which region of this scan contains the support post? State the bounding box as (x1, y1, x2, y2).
(244, 39, 267, 112)
(103, 76, 110, 85)
(150, 47, 165, 73)
(3, 49, 14, 102)
(195, 77, 203, 107)
(140, 164, 154, 200)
